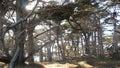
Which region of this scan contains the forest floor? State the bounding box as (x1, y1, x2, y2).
(0, 58, 120, 68)
(41, 58, 120, 68)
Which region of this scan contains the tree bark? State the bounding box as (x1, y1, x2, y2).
(27, 22, 35, 63)
(113, 22, 118, 52)
(9, 0, 27, 68)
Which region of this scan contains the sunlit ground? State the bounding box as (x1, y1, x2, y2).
(43, 63, 78, 68)
(38, 59, 120, 68)
(1, 59, 120, 68)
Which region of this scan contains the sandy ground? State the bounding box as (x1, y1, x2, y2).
(44, 63, 78, 68)
(0, 62, 78, 68)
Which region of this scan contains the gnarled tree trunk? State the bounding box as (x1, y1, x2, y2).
(9, 0, 27, 68)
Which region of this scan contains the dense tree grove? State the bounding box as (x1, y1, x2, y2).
(0, 0, 120, 67)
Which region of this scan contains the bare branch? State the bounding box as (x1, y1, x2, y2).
(33, 26, 58, 39)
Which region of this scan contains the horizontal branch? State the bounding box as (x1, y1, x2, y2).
(33, 26, 58, 39)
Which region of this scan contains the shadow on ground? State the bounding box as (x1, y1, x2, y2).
(0, 58, 120, 68)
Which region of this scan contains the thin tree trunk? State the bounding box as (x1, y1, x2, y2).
(81, 35, 85, 55)
(98, 22, 104, 58)
(27, 22, 34, 63)
(40, 49, 43, 62)
(47, 23, 53, 62)
(113, 22, 118, 52)
(92, 31, 97, 56)
(84, 33, 90, 56)
(60, 35, 66, 60)
(71, 37, 79, 57)
(47, 45, 52, 61)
